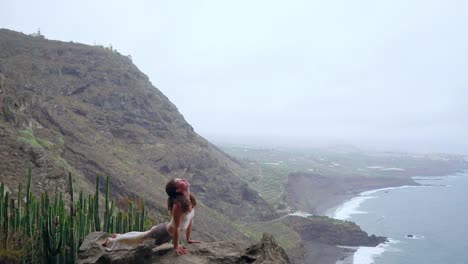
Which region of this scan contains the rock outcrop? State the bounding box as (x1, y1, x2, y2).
(282, 215, 386, 247)
(77, 232, 290, 264)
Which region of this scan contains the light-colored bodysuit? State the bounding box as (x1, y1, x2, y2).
(104, 209, 195, 251)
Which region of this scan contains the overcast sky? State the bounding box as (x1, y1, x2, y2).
(2, 0, 467, 154)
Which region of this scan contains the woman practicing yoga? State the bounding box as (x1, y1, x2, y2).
(102, 178, 201, 255)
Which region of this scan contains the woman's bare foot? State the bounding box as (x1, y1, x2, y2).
(101, 238, 109, 247)
(101, 234, 118, 247)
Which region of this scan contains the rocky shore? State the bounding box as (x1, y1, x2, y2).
(281, 215, 386, 264)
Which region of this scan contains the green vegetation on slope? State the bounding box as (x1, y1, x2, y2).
(18, 128, 53, 150)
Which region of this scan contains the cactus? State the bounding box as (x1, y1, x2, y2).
(94, 176, 101, 231)
(140, 204, 145, 231)
(17, 182, 22, 229)
(116, 211, 122, 233)
(69, 173, 74, 218)
(0, 183, 4, 232)
(25, 169, 33, 236)
(2, 191, 9, 248)
(42, 206, 63, 263)
(103, 176, 114, 232)
(0, 170, 151, 264)
(9, 198, 15, 231)
(128, 202, 133, 232)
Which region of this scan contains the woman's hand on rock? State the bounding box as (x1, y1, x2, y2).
(175, 246, 188, 255)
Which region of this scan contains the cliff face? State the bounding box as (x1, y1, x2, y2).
(281, 216, 386, 247)
(0, 29, 277, 241)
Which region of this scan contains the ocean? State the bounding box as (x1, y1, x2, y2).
(331, 171, 468, 264)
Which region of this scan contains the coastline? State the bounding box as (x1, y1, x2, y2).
(320, 186, 417, 264)
(314, 166, 468, 216)
(283, 164, 468, 264)
(285, 173, 417, 264)
(321, 170, 468, 264)
(326, 186, 418, 264)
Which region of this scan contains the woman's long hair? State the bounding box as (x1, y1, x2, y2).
(166, 179, 197, 213)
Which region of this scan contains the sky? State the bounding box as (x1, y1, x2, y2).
(2, 0, 468, 154)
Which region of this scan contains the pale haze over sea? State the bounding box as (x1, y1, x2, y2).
(2, 0, 468, 154)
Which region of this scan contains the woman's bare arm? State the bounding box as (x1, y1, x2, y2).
(171, 203, 187, 255)
(186, 219, 201, 244)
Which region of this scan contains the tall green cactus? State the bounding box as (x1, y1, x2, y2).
(103, 176, 114, 232)
(140, 204, 145, 231)
(0, 170, 151, 264)
(42, 206, 63, 264)
(69, 173, 74, 218)
(2, 191, 9, 249)
(0, 183, 4, 234)
(25, 169, 32, 237)
(17, 182, 22, 229)
(94, 176, 101, 231)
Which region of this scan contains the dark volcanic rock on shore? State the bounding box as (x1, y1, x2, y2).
(280, 215, 385, 264)
(77, 232, 290, 264)
(282, 215, 386, 247)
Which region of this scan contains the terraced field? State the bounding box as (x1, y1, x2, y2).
(250, 163, 290, 209)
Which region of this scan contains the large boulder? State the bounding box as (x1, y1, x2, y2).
(77, 232, 290, 264)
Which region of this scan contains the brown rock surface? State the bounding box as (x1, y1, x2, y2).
(77, 232, 290, 264)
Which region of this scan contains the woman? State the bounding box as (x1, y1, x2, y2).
(102, 178, 201, 255)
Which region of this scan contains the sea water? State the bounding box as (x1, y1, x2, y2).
(332, 171, 468, 264)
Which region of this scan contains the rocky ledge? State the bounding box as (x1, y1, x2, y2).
(77, 232, 290, 264)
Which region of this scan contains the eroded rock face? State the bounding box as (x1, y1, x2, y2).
(77, 232, 290, 264)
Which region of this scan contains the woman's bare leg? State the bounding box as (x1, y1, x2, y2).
(101, 227, 156, 250)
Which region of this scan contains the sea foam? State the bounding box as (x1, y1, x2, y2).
(353, 239, 399, 264)
(331, 185, 417, 220)
(332, 195, 376, 220)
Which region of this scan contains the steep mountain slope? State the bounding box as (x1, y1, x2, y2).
(0, 28, 277, 241)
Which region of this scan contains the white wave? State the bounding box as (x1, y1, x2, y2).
(332, 196, 376, 220)
(365, 166, 405, 171)
(331, 186, 419, 220)
(412, 175, 460, 181)
(381, 167, 405, 171)
(361, 185, 419, 196)
(366, 166, 383, 169)
(353, 239, 399, 264)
